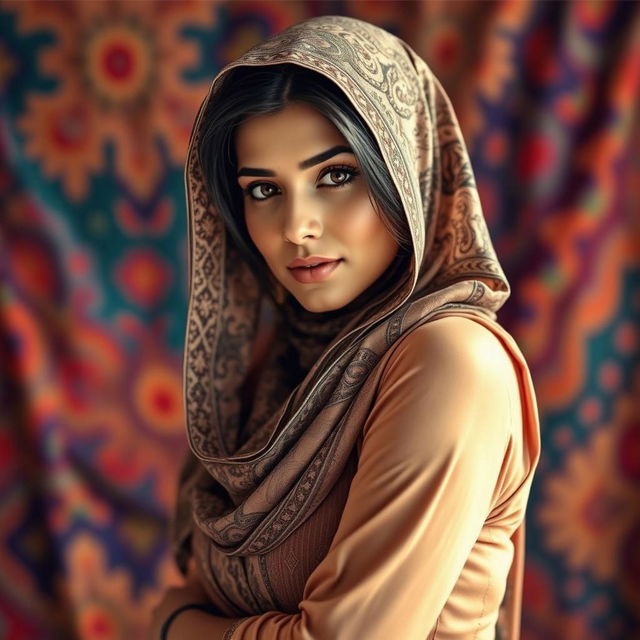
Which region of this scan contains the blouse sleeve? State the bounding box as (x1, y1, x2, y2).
(224, 316, 533, 640)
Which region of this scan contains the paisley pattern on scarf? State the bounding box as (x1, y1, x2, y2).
(1, 1, 638, 639)
(176, 13, 530, 638)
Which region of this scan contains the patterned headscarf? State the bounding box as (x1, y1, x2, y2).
(173, 12, 513, 633)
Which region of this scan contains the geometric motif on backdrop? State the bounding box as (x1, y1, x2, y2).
(1, 1, 639, 638)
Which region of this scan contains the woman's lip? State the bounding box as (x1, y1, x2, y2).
(288, 259, 343, 283)
(287, 256, 339, 268)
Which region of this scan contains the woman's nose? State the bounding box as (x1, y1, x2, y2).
(282, 192, 323, 244)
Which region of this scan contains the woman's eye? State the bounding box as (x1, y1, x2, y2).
(318, 167, 358, 187)
(247, 183, 279, 201)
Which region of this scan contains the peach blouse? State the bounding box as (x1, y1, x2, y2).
(218, 313, 540, 639)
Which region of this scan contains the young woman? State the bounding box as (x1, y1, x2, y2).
(150, 15, 540, 640)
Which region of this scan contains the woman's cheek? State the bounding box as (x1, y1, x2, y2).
(338, 200, 385, 241)
(245, 213, 273, 256)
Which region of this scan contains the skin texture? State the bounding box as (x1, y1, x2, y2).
(236, 102, 399, 313)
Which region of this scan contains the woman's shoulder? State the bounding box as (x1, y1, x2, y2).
(360, 313, 522, 463)
(381, 313, 518, 390)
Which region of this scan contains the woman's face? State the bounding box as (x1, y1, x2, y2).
(235, 102, 399, 313)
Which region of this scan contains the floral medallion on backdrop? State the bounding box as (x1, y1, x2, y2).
(8, 0, 214, 201)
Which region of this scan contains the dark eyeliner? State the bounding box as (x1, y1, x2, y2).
(317, 164, 360, 187)
(243, 181, 278, 200)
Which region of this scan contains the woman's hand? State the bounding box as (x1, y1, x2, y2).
(149, 557, 211, 639)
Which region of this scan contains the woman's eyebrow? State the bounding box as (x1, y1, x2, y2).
(237, 145, 354, 177)
(237, 167, 275, 177)
(298, 145, 353, 169)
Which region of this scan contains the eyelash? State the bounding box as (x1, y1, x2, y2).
(243, 164, 361, 202)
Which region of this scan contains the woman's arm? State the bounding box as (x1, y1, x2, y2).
(164, 607, 242, 639)
(159, 316, 537, 639)
(150, 557, 245, 639)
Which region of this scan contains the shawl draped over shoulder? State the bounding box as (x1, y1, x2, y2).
(172, 15, 540, 640)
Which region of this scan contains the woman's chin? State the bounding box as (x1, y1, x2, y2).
(290, 292, 350, 314)
(296, 299, 343, 314)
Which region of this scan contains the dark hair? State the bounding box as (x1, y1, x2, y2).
(197, 63, 412, 298)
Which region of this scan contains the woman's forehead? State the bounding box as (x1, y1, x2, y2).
(235, 103, 350, 166)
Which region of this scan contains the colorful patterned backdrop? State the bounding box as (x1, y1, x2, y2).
(1, 1, 639, 639)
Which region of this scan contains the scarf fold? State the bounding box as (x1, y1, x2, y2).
(173, 11, 512, 627)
